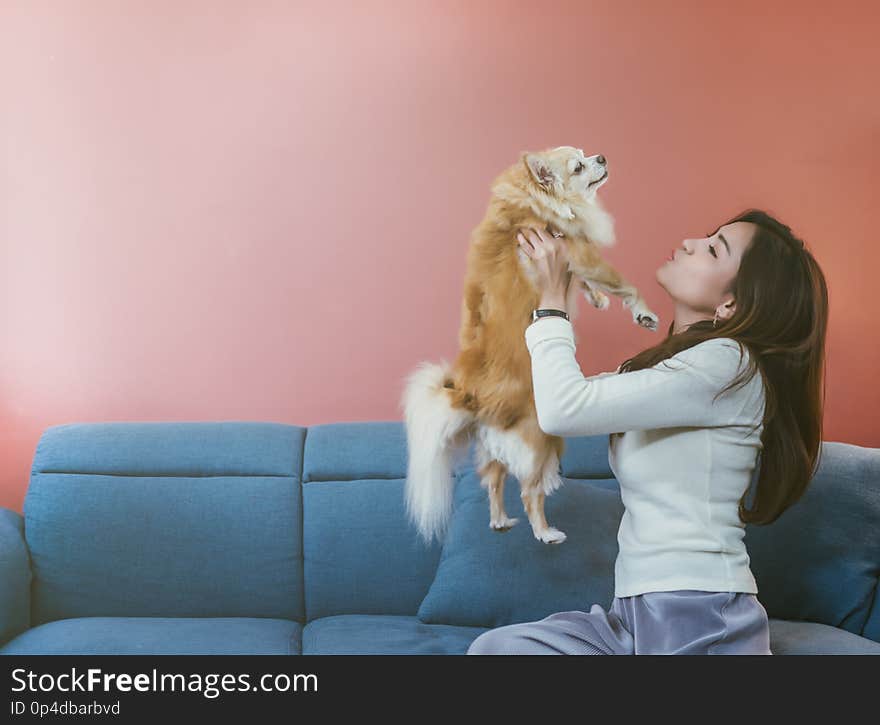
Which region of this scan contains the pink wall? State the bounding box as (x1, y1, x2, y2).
(2, 1, 878, 512)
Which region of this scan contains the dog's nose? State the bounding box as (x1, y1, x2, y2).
(597, 155, 606, 166)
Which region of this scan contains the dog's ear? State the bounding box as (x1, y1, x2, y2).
(523, 153, 558, 190)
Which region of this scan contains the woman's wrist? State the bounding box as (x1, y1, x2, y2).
(538, 293, 568, 312)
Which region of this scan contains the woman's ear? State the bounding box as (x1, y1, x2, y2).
(716, 297, 736, 322)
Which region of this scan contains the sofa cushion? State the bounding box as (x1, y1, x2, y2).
(417, 463, 623, 628)
(302, 615, 488, 654)
(0, 617, 302, 655)
(744, 442, 880, 640)
(25, 422, 305, 624)
(768, 619, 880, 655)
(302, 423, 444, 620)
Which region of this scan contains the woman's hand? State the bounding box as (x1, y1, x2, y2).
(517, 226, 575, 311)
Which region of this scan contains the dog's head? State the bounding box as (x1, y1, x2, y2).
(489, 146, 614, 246)
(491, 146, 610, 232)
(522, 146, 609, 201)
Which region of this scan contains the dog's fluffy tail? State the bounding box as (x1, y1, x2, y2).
(400, 360, 475, 546)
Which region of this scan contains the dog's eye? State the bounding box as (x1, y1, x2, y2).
(573, 162, 584, 174)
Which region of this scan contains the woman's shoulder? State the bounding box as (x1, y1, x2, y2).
(666, 336, 755, 384)
(678, 336, 750, 358)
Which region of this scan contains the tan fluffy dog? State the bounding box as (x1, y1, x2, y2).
(401, 146, 658, 546)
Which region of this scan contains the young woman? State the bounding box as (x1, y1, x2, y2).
(466, 209, 829, 655)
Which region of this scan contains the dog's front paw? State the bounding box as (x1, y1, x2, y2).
(631, 305, 659, 331)
(535, 527, 567, 545)
(636, 311, 659, 331)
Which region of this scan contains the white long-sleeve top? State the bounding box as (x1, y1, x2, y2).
(524, 316, 766, 598)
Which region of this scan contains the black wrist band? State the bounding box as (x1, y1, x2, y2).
(532, 308, 570, 322)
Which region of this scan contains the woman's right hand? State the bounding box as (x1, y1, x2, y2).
(517, 226, 575, 310)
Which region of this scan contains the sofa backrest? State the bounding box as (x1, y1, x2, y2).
(300, 422, 444, 620)
(744, 441, 880, 640)
(25, 422, 304, 625)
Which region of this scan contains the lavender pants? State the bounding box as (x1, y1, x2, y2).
(466, 590, 772, 655)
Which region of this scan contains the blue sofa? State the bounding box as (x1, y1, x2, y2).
(1, 421, 878, 655)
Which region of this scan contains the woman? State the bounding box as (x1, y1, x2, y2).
(466, 209, 829, 655)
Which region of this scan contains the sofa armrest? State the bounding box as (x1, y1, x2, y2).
(0, 507, 31, 647)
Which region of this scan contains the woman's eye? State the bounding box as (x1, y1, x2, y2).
(709, 244, 717, 258)
(573, 163, 584, 174)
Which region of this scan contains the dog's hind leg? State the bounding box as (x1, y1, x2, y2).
(520, 479, 566, 544)
(476, 424, 565, 542)
(478, 459, 519, 531)
(520, 451, 566, 544)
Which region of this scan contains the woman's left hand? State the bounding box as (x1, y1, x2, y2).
(517, 226, 574, 307)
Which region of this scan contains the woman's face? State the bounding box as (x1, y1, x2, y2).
(656, 221, 757, 318)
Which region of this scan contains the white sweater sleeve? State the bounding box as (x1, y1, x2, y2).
(524, 316, 751, 436)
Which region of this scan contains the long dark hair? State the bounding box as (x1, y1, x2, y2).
(617, 209, 829, 525)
